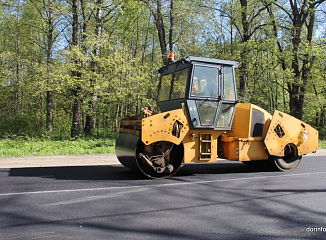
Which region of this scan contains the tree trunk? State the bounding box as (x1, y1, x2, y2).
(46, 0, 54, 133)
(46, 90, 53, 132)
(85, 0, 103, 136)
(71, 0, 82, 139)
(238, 0, 250, 100)
(141, 0, 174, 65)
(155, 0, 168, 65)
(288, 1, 316, 120)
(168, 0, 174, 53)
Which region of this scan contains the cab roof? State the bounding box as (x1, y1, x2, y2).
(184, 56, 239, 67)
(158, 56, 239, 74)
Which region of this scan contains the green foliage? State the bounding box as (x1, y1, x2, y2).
(0, 115, 38, 138)
(319, 140, 326, 149)
(317, 126, 326, 141)
(0, 0, 325, 147)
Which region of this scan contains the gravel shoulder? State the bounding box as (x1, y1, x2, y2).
(0, 154, 120, 168)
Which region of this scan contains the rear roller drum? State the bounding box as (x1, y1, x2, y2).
(116, 133, 184, 179)
(243, 144, 301, 171)
(268, 143, 301, 171)
(115, 133, 141, 171)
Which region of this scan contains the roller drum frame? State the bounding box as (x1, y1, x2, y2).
(115, 133, 184, 179)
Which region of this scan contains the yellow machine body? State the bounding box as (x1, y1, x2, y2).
(141, 109, 189, 146)
(115, 56, 319, 178)
(264, 110, 319, 157)
(220, 103, 271, 161)
(118, 102, 318, 169)
(138, 103, 318, 164)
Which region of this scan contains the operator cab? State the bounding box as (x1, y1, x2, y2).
(157, 56, 239, 130)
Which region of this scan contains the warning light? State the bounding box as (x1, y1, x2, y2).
(191, 83, 197, 94)
(143, 106, 153, 118)
(168, 53, 175, 63)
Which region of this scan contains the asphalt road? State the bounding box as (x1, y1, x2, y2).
(0, 155, 325, 240)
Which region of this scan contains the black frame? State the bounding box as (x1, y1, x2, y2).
(157, 56, 239, 130)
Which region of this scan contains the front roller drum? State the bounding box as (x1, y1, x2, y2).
(115, 133, 184, 179)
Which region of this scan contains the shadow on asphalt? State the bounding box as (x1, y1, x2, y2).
(7, 161, 263, 180)
(9, 165, 146, 180)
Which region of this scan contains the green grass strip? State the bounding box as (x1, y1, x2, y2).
(0, 138, 115, 158)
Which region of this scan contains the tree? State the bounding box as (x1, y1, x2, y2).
(28, 0, 66, 133)
(140, 0, 174, 65)
(271, 0, 325, 119)
(1, 0, 326, 140)
(84, 0, 104, 136)
(70, 0, 82, 138)
(204, 0, 270, 100)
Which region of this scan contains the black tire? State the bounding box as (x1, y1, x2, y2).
(269, 144, 301, 171)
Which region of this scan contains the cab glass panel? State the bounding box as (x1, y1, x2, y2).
(191, 65, 220, 98)
(223, 66, 236, 100)
(170, 68, 188, 100)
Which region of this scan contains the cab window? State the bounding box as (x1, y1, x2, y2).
(216, 103, 234, 128)
(196, 100, 219, 125)
(223, 67, 236, 100)
(171, 68, 188, 100)
(158, 74, 171, 102)
(158, 68, 188, 102)
(191, 66, 219, 98)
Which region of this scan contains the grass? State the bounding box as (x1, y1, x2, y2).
(0, 138, 115, 158)
(318, 139, 326, 149)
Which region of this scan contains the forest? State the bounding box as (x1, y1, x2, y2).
(1, 0, 326, 141)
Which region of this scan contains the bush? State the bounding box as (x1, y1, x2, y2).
(0, 115, 39, 139)
(317, 125, 326, 140)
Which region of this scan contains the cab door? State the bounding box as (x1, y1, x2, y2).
(215, 66, 237, 129)
(187, 64, 237, 130)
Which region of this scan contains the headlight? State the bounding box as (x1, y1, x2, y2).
(303, 129, 308, 141)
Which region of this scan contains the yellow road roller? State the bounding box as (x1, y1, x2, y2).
(115, 56, 319, 179)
